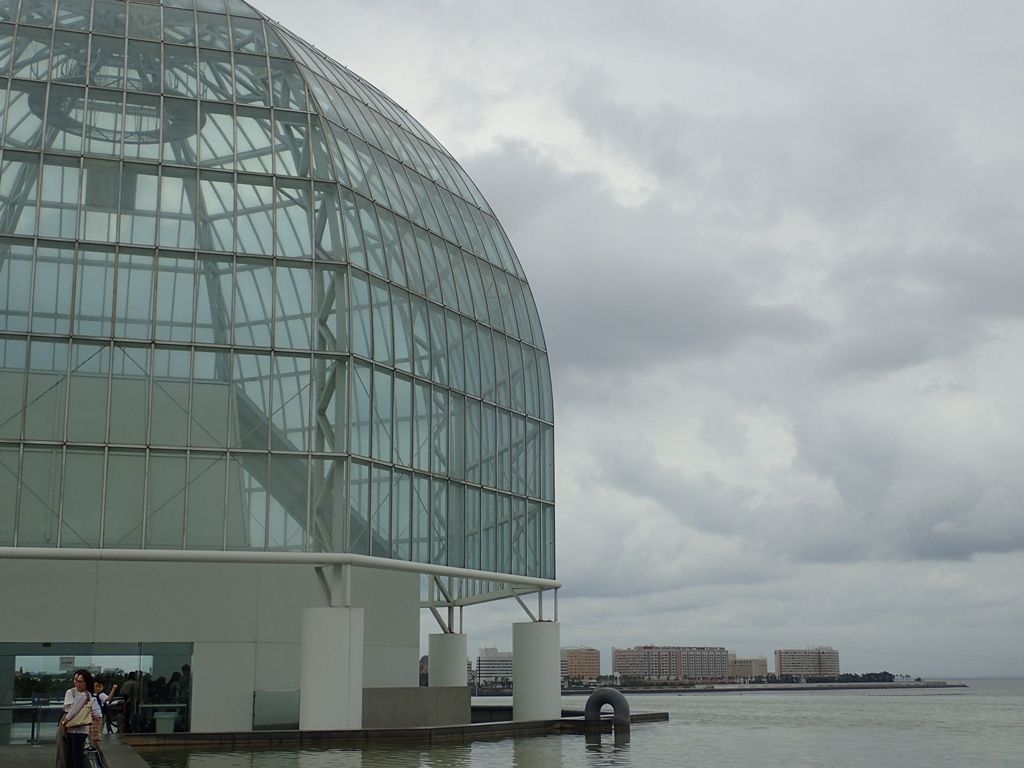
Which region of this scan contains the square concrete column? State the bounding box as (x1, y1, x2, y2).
(512, 621, 560, 721)
(300, 607, 364, 730)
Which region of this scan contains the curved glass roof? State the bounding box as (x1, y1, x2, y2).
(0, 0, 555, 582)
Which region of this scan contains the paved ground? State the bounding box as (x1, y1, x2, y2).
(0, 736, 147, 768)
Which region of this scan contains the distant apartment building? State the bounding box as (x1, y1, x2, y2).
(476, 647, 514, 685)
(562, 647, 601, 682)
(775, 647, 840, 677)
(728, 653, 768, 679)
(612, 645, 729, 681)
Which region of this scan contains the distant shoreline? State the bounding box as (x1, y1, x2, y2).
(558, 681, 968, 695)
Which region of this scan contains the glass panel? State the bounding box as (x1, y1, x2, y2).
(412, 473, 429, 563)
(273, 111, 307, 177)
(198, 170, 235, 252)
(481, 403, 496, 489)
(233, 52, 270, 107)
(164, 45, 199, 98)
(89, 34, 125, 89)
(348, 459, 369, 554)
(235, 106, 273, 172)
(349, 269, 371, 358)
(309, 117, 335, 181)
(232, 351, 271, 450)
(512, 414, 527, 496)
(274, 263, 312, 350)
(357, 196, 386, 278)
(430, 478, 446, 565)
(391, 470, 412, 560)
(190, 453, 228, 549)
(46, 84, 85, 153)
(542, 423, 554, 502)
(162, 98, 199, 165)
(269, 56, 307, 111)
(205, 261, 244, 342)
(313, 264, 346, 353)
(371, 367, 391, 463)
(79, 160, 120, 242)
(0, 151, 39, 234)
(370, 464, 390, 557)
(150, 347, 190, 446)
(66, 342, 109, 443)
(159, 166, 198, 249)
(113, 250, 154, 338)
(163, 7, 197, 46)
(4, 82, 46, 149)
(104, 451, 145, 548)
(447, 483, 464, 567)
(495, 408, 510, 491)
(194, 253, 232, 343)
(74, 244, 115, 336)
(110, 345, 150, 445)
(196, 11, 231, 50)
(465, 486, 480, 570)
(340, 188, 365, 268)
(370, 278, 392, 365)
(236, 174, 274, 255)
(31, 243, 74, 334)
(198, 47, 233, 101)
(55, 0, 91, 31)
(0, 239, 33, 332)
(463, 318, 481, 398)
(125, 39, 161, 94)
(83, 89, 124, 157)
(392, 286, 412, 373)
(12, 26, 52, 80)
(18, 449, 62, 546)
(199, 101, 235, 169)
(92, 0, 126, 36)
(446, 310, 464, 393)
(267, 454, 307, 550)
(227, 454, 266, 548)
(430, 387, 447, 476)
(0, 446, 18, 545)
(123, 93, 162, 161)
(493, 331, 510, 408)
(61, 449, 104, 547)
(466, 397, 481, 484)
(270, 354, 310, 451)
(378, 208, 405, 286)
(350, 361, 371, 457)
(310, 457, 344, 552)
(190, 349, 230, 448)
(393, 374, 412, 468)
(412, 379, 430, 473)
(312, 182, 343, 260)
(154, 252, 195, 343)
(275, 179, 312, 257)
(119, 164, 160, 247)
(481, 490, 496, 572)
(410, 294, 430, 380)
(145, 452, 187, 549)
(230, 15, 265, 54)
(449, 393, 464, 481)
(428, 302, 447, 386)
(37, 156, 80, 240)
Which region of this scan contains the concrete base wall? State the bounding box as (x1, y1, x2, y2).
(362, 687, 471, 728)
(0, 559, 425, 732)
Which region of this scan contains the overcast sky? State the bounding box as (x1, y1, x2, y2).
(258, 0, 1024, 678)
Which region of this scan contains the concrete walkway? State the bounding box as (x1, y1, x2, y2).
(0, 735, 148, 768)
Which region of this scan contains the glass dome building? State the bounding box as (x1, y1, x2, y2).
(0, 0, 560, 732)
(0, 0, 554, 577)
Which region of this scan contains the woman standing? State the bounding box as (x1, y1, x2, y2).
(60, 669, 103, 768)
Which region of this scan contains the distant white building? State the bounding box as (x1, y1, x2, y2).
(728, 653, 768, 679)
(612, 645, 729, 681)
(775, 647, 840, 677)
(476, 647, 514, 685)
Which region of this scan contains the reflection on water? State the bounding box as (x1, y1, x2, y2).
(139, 682, 1024, 768)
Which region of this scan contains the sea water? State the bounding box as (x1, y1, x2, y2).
(139, 679, 1024, 768)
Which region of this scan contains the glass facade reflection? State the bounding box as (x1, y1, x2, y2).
(0, 0, 554, 579)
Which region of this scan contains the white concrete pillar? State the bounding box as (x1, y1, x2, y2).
(512, 621, 561, 721)
(299, 607, 364, 730)
(428, 633, 468, 687)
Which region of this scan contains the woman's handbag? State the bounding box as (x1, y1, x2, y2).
(65, 696, 93, 727)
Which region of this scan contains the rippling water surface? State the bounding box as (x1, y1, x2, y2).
(140, 679, 1023, 768)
